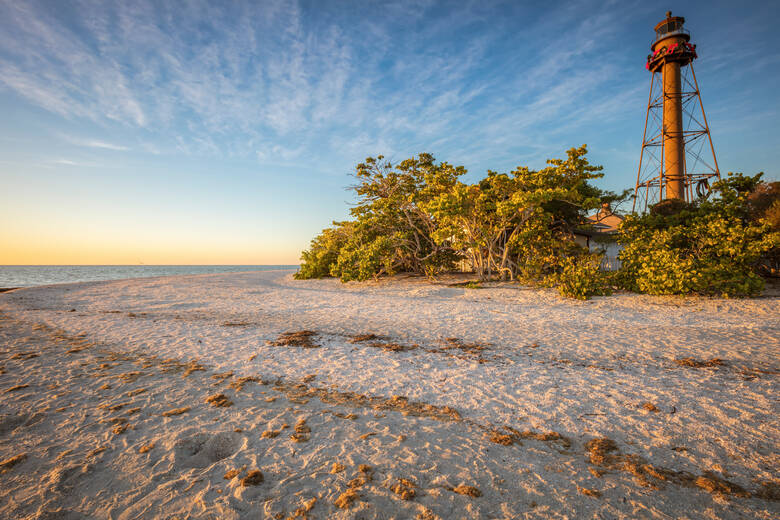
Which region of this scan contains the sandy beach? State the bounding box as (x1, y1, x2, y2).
(1, 269, 778, 519)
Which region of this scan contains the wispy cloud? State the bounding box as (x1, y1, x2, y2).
(47, 158, 100, 167)
(83, 140, 129, 151)
(60, 135, 130, 151)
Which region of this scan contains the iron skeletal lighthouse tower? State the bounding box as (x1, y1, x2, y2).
(634, 12, 720, 211)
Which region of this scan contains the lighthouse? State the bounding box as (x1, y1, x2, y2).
(634, 12, 720, 211)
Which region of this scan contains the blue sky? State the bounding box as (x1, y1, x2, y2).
(1, 0, 778, 264)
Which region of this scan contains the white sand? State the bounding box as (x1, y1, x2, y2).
(0, 270, 778, 519)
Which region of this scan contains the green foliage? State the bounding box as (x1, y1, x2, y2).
(347, 153, 462, 277)
(296, 145, 627, 298)
(546, 254, 613, 300)
(294, 222, 354, 280)
(296, 154, 462, 282)
(296, 153, 774, 301)
(425, 145, 625, 282)
(618, 173, 779, 297)
(334, 234, 397, 282)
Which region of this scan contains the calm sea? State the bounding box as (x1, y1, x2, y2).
(0, 265, 298, 288)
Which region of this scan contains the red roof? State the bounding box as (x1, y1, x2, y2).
(584, 205, 623, 234)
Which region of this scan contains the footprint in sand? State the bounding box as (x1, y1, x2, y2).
(172, 431, 242, 469)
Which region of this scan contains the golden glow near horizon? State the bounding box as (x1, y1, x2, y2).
(1, 234, 302, 265)
(0, 219, 303, 265)
(0, 247, 298, 266)
(0, 240, 300, 265)
(0, 161, 317, 266)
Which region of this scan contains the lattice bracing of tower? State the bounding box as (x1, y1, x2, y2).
(633, 13, 720, 212)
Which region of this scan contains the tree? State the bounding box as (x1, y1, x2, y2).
(296, 154, 462, 282)
(345, 154, 462, 278)
(295, 145, 626, 300)
(426, 145, 623, 283)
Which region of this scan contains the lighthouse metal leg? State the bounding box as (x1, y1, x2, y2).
(634, 72, 656, 213)
(689, 63, 721, 182)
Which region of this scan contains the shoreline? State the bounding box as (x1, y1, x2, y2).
(0, 265, 299, 292)
(1, 271, 778, 518)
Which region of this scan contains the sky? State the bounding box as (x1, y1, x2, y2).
(1, 0, 778, 265)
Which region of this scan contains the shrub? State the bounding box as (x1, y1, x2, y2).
(547, 254, 613, 300)
(294, 222, 354, 280)
(333, 234, 397, 282)
(618, 173, 779, 297)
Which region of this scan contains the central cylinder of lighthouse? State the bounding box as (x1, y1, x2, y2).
(663, 60, 685, 199)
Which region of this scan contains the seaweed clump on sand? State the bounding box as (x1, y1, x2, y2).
(585, 437, 620, 466)
(584, 436, 752, 497)
(350, 333, 419, 353)
(206, 393, 234, 407)
(674, 357, 725, 368)
(443, 337, 489, 355)
(451, 484, 481, 498)
(487, 426, 571, 449)
(694, 472, 750, 498)
(348, 333, 385, 343)
(290, 418, 311, 442)
(431, 337, 491, 363)
(261, 429, 281, 439)
(10, 352, 39, 360)
(347, 464, 373, 490)
(211, 371, 234, 383)
(578, 486, 601, 498)
(584, 437, 664, 488)
(368, 342, 417, 353)
(487, 431, 515, 446)
(156, 358, 207, 377)
(333, 489, 359, 509)
(642, 402, 660, 412)
(271, 382, 461, 423)
(229, 376, 264, 392)
(224, 468, 241, 480)
(268, 331, 320, 348)
(391, 478, 417, 500)
(112, 423, 129, 435)
(240, 469, 264, 486)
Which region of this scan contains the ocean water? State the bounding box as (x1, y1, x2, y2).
(0, 265, 298, 288)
